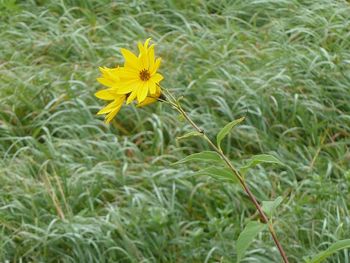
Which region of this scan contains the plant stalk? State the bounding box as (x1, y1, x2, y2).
(164, 91, 289, 263)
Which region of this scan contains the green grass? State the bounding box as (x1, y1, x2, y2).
(1, 0, 350, 262)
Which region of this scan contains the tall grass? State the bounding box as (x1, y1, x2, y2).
(1, 0, 349, 262)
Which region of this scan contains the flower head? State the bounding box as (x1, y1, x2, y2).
(95, 39, 163, 123)
(117, 38, 164, 104)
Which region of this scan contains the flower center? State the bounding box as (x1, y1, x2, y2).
(139, 69, 151, 81)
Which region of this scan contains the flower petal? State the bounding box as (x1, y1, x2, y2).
(99, 66, 110, 76)
(105, 104, 122, 123)
(126, 90, 138, 104)
(140, 52, 149, 70)
(97, 77, 115, 88)
(138, 41, 145, 55)
(104, 96, 125, 123)
(97, 96, 125, 115)
(144, 38, 151, 49)
(138, 41, 150, 69)
(137, 86, 161, 107)
(95, 89, 120, 100)
(118, 67, 138, 80)
(151, 58, 161, 75)
(155, 84, 161, 94)
(137, 96, 157, 107)
(116, 79, 141, 94)
(121, 48, 141, 71)
(99, 66, 120, 81)
(150, 73, 163, 84)
(97, 100, 118, 115)
(148, 44, 155, 70)
(149, 81, 157, 94)
(137, 82, 148, 103)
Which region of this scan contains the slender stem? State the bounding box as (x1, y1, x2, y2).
(166, 92, 289, 263)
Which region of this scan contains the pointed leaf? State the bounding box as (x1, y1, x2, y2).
(236, 221, 267, 262)
(196, 166, 239, 184)
(262, 196, 283, 217)
(176, 131, 203, 141)
(173, 151, 222, 165)
(307, 239, 350, 263)
(216, 117, 245, 149)
(240, 154, 284, 174)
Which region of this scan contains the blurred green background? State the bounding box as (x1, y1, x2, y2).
(1, 0, 349, 262)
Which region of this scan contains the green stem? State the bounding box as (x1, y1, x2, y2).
(163, 89, 289, 263)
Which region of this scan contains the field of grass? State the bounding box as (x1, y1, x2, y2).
(1, 0, 350, 262)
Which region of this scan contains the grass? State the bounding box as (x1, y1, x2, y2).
(0, 0, 350, 262)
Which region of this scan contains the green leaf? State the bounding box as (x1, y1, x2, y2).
(176, 131, 203, 141)
(262, 196, 283, 217)
(196, 166, 239, 184)
(306, 239, 350, 263)
(236, 221, 267, 262)
(240, 154, 284, 174)
(173, 151, 222, 165)
(216, 117, 245, 149)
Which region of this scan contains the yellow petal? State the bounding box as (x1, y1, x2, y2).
(104, 97, 124, 123)
(107, 67, 120, 75)
(149, 81, 156, 94)
(105, 104, 122, 123)
(98, 96, 125, 115)
(99, 66, 120, 81)
(148, 44, 155, 70)
(140, 52, 149, 70)
(150, 73, 163, 84)
(151, 58, 161, 75)
(138, 41, 150, 69)
(155, 84, 161, 94)
(137, 82, 148, 103)
(144, 38, 151, 49)
(116, 79, 141, 94)
(138, 41, 145, 56)
(121, 48, 141, 71)
(105, 68, 120, 81)
(98, 66, 120, 87)
(136, 79, 161, 107)
(118, 67, 138, 79)
(97, 77, 115, 88)
(95, 89, 120, 100)
(99, 66, 110, 75)
(97, 100, 118, 115)
(126, 90, 138, 104)
(137, 90, 160, 107)
(137, 97, 157, 107)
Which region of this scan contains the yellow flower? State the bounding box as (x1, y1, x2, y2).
(117, 38, 164, 104)
(95, 67, 126, 123)
(95, 39, 163, 123)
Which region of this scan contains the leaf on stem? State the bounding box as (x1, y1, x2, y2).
(236, 221, 267, 262)
(240, 154, 284, 174)
(195, 166, 239, 184)
(176, 131, 203, 141)
(216, 117, 245, 150)
(173, 151, 222, 165)
(262, 196, 283, 217)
